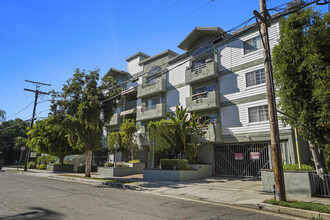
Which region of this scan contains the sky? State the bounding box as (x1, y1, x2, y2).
(0, 0, 328, 122)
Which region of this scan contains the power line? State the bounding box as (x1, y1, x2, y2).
(101, 0, 328, 104)
(5, 101, 34, 120)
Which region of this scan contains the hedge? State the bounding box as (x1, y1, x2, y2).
(160, 159, 189, 170)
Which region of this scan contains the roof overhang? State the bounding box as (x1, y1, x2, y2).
(106, 68, 129, 77)
(178, 27, 226, 51)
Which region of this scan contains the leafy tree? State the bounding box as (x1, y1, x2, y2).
(147, 119, 181, 155)
(26, 116, 79, 164)
(108, 131, 123, 153)
(119, 118, 138, 160)
(0, 118, 29, 164)
(272, 8, 330, 174)
(166, 106, 191, 159)
(50, 68, 120, 177)
(0, 109, 5, 122)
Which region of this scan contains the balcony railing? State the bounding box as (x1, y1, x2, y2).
(137, 75, 166, 98)
(185, 60, 218, 84)
(186, 90, 220, 112)
(136, 103, 166, 121)
(125, 100, 137, 111)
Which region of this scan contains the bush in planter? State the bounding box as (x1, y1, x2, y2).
(283, 164, 315, 171)
(160, 159, 189, 170)
(116, 163, 129, 168)
(37, 164, 46, 170)
(27, 161, 36, 169)
(127, 160, 140, 163)
(104, 162, 114, 167)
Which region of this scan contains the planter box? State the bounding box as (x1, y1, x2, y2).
(47, 164, 74, 172)
(124, 163, 145, 174)
(73, 165, 97, 173)
(143, 164, 212, 182)
(261, 169, 317, 197)
(98, 166, 134, 177)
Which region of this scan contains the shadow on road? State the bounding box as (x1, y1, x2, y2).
(0, 207, 63, 220)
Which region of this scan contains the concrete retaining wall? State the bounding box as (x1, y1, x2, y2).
(124, 163, 145, 174)
(97, 167, 134, 177)
(143, 164, 213, 182)
(47, 164, 74, 172)
(261, 170, 316, 197)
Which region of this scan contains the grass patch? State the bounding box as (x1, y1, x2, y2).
(265, 199, 330, 214)
(58, 174, 135, 184)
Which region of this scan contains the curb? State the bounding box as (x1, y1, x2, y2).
(259, 202, 330, 219)
(50, 175, 138, 190)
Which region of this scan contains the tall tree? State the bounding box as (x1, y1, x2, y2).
(272, 8, 329, 174)
(51, 68, 120, 177)
(26, 116, 80, 164)
(0, 118, 29, 164)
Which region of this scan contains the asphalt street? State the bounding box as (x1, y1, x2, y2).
(0, 172, 291, 220)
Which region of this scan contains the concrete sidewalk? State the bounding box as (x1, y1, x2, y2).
(3, 167, 330, 209)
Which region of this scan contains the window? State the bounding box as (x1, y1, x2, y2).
(192, 54, 214, 73)
(144, 98, 161, 110)
(146, 75, 160, 85)
(192, 84, 216, 100)
(200, 115, 217, 124)
(244, 36, 262, 54)
(246, 69, 266, 87)
(248, 105, 269, 123)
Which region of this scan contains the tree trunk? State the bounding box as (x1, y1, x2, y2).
(85, 150, 92, 177)
(319, 147, 328, 174)
(59, 156, 65, 165)
(309, 141, 327, 175)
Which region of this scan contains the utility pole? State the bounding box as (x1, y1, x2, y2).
(254, 0, 286, 201)
(23, 80, 51, 171)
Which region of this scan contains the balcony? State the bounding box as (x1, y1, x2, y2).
(136, 103, 166, 121)
(202, 123, 222, 142)
(185, 60, 218, 84)
(120, 100, 137, 116)
(186, 90, 220, 112)
(137, 75, 166, 98)
(109, 113, 121, 126)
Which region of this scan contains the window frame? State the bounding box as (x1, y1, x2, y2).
(245, 68, 266, 88)
(248, 105, 269, 124)
(243, 36, 262, 55)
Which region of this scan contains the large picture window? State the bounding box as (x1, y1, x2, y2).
(248, 105, 269, 123)
(244, 36, 262, 54)
(246, 69, 266, 87)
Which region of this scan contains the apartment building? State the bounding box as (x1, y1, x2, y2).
(104, 19, 310, 177)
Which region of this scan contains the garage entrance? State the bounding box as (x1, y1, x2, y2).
(214, 143, 270, 177)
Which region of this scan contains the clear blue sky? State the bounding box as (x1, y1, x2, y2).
(0, 0, 327, 121)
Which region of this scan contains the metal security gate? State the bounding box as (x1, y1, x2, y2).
(215, 143, 270, 177)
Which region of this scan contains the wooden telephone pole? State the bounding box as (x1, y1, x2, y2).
(23, 80, 51, 171)
(254, 0, 286, 201)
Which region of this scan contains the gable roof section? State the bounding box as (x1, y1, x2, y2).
(139, 49, 179, 65)
(178, 27, 226, 51)
(126, 52, 150, 62)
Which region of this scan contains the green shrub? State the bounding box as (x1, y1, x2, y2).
(104, 162, 114, 167)
(160, 159, 189, 170)
(128, 160, 140, 163)
(116, 163, 129, 168)
(265, 199, 330, 214)
(283, 164, 315, 171)
(37, 164, 47, 170)
(27, 161, 36, 169)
